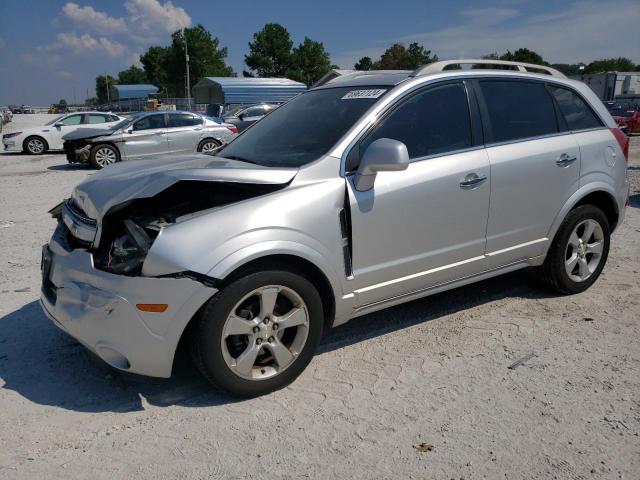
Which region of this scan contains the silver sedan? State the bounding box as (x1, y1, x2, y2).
(63, 111, 238, 169)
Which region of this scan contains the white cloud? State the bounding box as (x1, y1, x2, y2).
(41, 33, 128, 58)
(62, 2, 128, 35)
(124, 0, 191, 36)
(334, 0, 640, 68)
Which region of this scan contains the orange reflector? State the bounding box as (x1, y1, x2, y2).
(136, 303, 168, 313)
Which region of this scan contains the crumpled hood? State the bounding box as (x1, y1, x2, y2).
(63, 127, 115, 142)
(72, 154, 298, 221)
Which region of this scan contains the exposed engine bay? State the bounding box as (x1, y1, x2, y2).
(55, 180, 285, 276)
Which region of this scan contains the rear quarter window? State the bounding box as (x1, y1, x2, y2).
(548, 86, 603, 131)
(479, 80, 558, 143)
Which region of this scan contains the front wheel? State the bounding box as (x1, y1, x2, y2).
(191, 268, 324, 397)
(537, 205, 610, 294)
(23, 136, 48, 154)
(89, 144, 120, 169)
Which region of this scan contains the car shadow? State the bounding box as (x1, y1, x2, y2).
(0, 269, 552, 413)
(47, 163, 91, 171)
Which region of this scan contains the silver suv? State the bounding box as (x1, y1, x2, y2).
(41, 60, 630, 396)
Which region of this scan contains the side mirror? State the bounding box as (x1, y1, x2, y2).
(54, 122, 63, 128)
(126, 128, 134, 134)
(237, 114, 244, 121)
(354, 138, 409, 192)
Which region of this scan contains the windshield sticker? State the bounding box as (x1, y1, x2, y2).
(341, 89, 386, 100)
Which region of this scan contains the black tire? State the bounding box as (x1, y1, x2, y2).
(191, 268, 324, 397)
(197, 138, 220, 153)
(23, 136, 48, 154)
(89, 143, 120, 169)
(537, 205, 610, 294)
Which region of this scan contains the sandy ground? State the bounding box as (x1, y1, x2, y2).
(0, 114, 639, 479)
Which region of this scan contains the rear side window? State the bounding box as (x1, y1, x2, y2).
(88, 114, 109, 124)
(361, 82, 472, 161)
(479, 81, 558, 143)
(133, 114, 166, 131)
(548, 86, 603, 131)
(168, 113, 202, 128)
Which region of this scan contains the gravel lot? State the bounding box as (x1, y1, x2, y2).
(0, 114, 639, 479)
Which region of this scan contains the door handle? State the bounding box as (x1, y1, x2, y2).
(459, 173, 487, 190)
(556, 153, 577, 167)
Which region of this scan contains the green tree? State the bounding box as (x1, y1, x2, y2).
(405, 43, 438, 69)
(585, 57, 637, 73)
(245, 23, 293, 77)
(118, 65, 147, 84)
(500, 48, 547, 65)
(58, 99, 67, 107)
(371, 43, 437, 70)
(287, 37, 332, 86)
(354, 56, 373, 71)
(95, 75, 117, 104)
(85, 97, 98, 106)
(141, 46, 170, 94)
(551, 63, 586, 76)
(165, 25, 234, 97)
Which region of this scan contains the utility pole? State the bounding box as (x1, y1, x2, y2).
(105, 74, 110, 105)
(184, 28, 191, 111)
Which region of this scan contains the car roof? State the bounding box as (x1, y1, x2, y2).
(314, 72, 412, 89)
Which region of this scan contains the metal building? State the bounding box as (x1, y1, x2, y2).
(192, 77, 306, 106)
(109, 84, 159, 101)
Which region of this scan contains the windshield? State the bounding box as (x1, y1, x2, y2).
(45, 114, 66, 126)
(218, 87, 388, 167)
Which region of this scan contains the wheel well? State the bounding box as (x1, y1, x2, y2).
(220, 254, 336, 328)
(571, 191, 618, 230)
(198, 137, 221, 149)
(91, 142, 121, 158)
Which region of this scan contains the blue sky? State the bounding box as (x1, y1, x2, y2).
(0, 0, 638, 105)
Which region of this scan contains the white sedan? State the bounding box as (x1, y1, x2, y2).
(2, 111, 125, 154)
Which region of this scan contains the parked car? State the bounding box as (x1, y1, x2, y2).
(9, 105, 23, 114)
(0, 107, 13, 123)
(2, 111, 125, 154)
(42, 60, 629, 397)
(223, 103, 278, 133)
(63, 111, 238, 168)
(21, 105, 35, 114)
(610, 109, 640, 134)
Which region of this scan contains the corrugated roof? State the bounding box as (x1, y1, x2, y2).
(110, 84, 159, 100)
(193, 77, 307, 105)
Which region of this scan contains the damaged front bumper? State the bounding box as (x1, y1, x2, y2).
(65, 142, 91, 164)
(40, 223, 217, 378)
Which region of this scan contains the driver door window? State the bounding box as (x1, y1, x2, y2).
(133, 114, 166, 131)
(59, 114, 83, 126)
(351, 83, 473, 170)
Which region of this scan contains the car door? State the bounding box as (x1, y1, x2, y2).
(346, 81, 491, 307)
(120, 113, 169, 159)
(475, 79, 581, 268)
(166, 112, 203, 153)
(49, 113, 84, 149)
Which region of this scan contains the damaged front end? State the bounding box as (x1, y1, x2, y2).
(55, 180, 285, 277)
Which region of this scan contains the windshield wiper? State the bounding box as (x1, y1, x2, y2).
(220, 155, 259, 165)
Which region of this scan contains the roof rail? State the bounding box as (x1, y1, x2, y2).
(410, 59, 566, 78)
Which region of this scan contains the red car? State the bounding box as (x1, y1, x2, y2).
(611, 109, 640, 135)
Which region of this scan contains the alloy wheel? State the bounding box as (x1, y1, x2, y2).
(94, 147, 117, 167)
(564, 219, 604, 282)
(221, 285, 310, 381)
(200, 141, 218, 153)
(27, 138, 44, 154)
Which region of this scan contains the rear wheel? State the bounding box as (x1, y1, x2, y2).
(197, 138, 220, 153)
(191, 268, 323, 397)
(89, 144, 120, 169)
(23, 136, 48, 154)
(537, 205, 610, 294)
